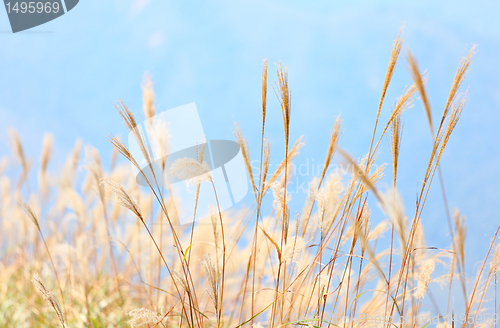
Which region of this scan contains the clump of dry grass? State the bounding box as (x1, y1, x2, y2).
(127, 308, 163, 328)
(1, 27, 498, 328)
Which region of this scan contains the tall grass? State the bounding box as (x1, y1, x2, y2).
(0, 29, 498, 328)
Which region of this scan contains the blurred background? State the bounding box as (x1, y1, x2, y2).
(0, 0, 499, 298)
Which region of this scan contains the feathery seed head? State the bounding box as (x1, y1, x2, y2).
(169, 157, 212, 187)
(101, 177, 143, 221)
(142, 73, 156, 123)
(415, 259, 435, 299)
(128, 308, 162, 328)
(281, 236, 306, 262)
(32, 274, 66, 328)
(380, 187, 408, 254)
(490, 244, 500, 274)
(271, 181, 290, 222)
(201, 254, 220, 310)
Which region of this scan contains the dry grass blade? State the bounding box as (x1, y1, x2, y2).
(39, 133, 53, 195)
(443, 46, 475, 121)
(390, 82, 418, 125)
(32, 274, 66, 328)
(491, 244, 500, 275)
(319, 116, 342, 185)
(264, 136, 304, 194)
(379, 26, 404, 114)
(337, 148, 382, 203)
(201, 254, 221, 322)
(101, 177, 144, 221)
(22, 201, 40, 231)
(23, 202, 66, 318)
(390, 113, 403, 187)
(369, 82, 417, 166)
(108, 135, 141, 170)
(116, 100, 153, 167)
(262, 58, 268, 133)
(260, 140, 271, 191)
(275, 61, 291, 144)
(406, 50, 433, 133)
(453, 209, 467, 273)
(438, 91, 467, 160)
(464, 225, 500, 327)
(234, 123, 257, 198)
(142, 73, 156, 123)
(9, 128, 27, 170)
(368, 25, 404, 157)
(9, 128, 32, 188)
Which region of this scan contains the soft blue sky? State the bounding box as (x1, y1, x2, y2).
(1, 0, 499, 284)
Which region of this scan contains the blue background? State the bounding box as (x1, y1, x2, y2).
(0, 0, 499, 300)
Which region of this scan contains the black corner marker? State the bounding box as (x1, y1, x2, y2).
(3, 0, 78, 33)
(63, 0, 77, 12)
